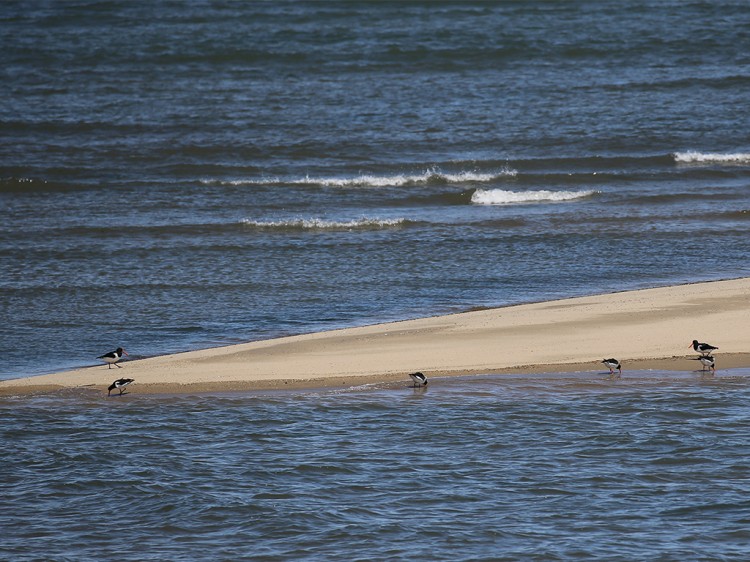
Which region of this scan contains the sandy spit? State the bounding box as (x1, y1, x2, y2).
(2, 277, 749, 397)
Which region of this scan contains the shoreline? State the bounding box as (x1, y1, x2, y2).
(2, 277, 749, 397)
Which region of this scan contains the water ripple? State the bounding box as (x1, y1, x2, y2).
(3, 371, 750, 559)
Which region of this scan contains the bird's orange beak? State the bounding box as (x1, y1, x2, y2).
(122, 349, 129, 356)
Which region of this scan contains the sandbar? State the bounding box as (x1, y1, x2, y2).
(2, 277, 749, 397)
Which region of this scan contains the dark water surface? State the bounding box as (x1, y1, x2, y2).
(2, 1, 750, 378)
(3, 371, 750, 560)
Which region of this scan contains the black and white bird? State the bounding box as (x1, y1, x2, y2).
(108, 378, 135, 396)
(689, 340, 718, 356)
(601, 358, 622, 376)
(694, 355, 716, 373)
(98, 347, 128, 369)
(408, 372, 428, 387)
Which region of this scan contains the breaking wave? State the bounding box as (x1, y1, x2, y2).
(673, 151, 750, 164)
(471, 189, 598, 205)
(206, 168, 517, 188)
(240, 217, 411, 231)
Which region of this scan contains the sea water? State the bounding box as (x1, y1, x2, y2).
(1, 1, 749, 377)
(2, 3, 750, 559)
(3, 371, 750, 560)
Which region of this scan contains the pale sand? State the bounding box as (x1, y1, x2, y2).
(2, 277, 750, 397)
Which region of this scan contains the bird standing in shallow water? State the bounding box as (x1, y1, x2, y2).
(108, 378, 135, 396)
(694, 355, 716, 374)
(98, 347, 128, 369)
(689, 340, 718, 356)
(408, 372, 428, 387)
(602, 358, 622, 376)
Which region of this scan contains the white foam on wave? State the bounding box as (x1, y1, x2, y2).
(212, 177, 279, 186)
(306, 168, 517, 187)
(205, 167, 517, 188)
(673, 151, 750, 164)
(471, 188, 597, 205)
(241, 217, 408, 230)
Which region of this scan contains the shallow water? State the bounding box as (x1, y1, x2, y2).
(3, 370, 750, 560)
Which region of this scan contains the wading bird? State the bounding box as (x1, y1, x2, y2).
(108, 378, 135, 396)
(98, 347, 128, 369)
(689, 340, 718, 356)
(602, 358, 622, 376)
(694, 355, 716, 374)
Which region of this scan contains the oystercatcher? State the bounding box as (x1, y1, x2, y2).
(108, 378, 135, 396)
(98, 347, 128, 368)
(689, 340, 718, 356)
(408, 372, 428, 387)
(694, 355, 716, 373)
(601, 358, 622, 376)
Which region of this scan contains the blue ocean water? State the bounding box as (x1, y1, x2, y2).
(0, 1, 750, 378)
(2, 4, 750, 557)
(3, 371, 750, 560)
(1, 1, 749, 378)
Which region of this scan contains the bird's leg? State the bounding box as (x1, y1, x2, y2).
(115, 363, 122, 368)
